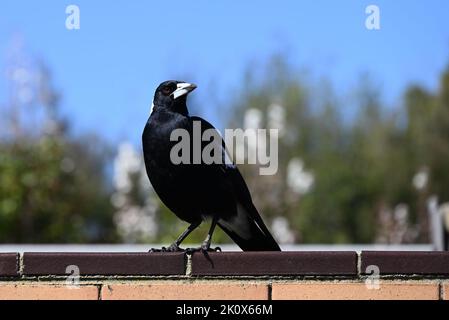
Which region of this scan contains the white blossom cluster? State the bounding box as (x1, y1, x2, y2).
(112, 142, 158, 242)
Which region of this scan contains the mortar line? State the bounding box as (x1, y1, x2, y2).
(268, 282, 272, 301)
(18, 252, 24, 276)
(98, 284, 103, 300)
(185, 254, 192, 276)
(356, 251, 362, 278)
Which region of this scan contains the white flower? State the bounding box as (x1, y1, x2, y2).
(267, 103, 285, 136)
(112, 141, 159, 242)
(412, 167, 429, 190)
(114, 205, 157, 242)
(244, 108, 263, 130)
(113, 142, 142, 192)
(271, 217, 295, 244)
(287, 158, 314, 194)
(110, 192, 126, 208)
(394, 204, 408, 223)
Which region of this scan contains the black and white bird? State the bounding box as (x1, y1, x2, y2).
(142, 80, 281, 252)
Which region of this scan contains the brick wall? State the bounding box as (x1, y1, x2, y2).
(0, 251, 448, 300)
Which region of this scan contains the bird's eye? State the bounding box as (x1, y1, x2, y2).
(162, 87, 172, 96)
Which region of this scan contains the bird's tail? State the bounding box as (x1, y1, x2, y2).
(218, 203, 281, 251)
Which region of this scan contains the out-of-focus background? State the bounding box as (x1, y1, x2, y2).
(1, 1, 449, 249)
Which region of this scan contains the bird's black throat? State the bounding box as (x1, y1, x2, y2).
(154, 95, 189, 116)
(173, 95, 189, 116)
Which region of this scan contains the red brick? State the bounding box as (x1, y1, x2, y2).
(102, 281, 268, 300)
(272, 281, 439, 300)
(0, 284, 98, 300)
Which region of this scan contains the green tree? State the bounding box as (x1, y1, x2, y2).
(0, 57, 117, 243)
(224, 55, 449, 244)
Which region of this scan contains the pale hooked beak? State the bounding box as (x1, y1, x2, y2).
(171, 82, 197, 99)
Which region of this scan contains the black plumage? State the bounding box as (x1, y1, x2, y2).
(142, 80, 281, 251)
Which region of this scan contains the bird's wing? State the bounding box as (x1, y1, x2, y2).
(190, 116, 281, 251)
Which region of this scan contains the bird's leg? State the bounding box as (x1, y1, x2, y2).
(186, 217, 221, 253)
(149, 221, 200, 252)
(201, 217, 218, 251)
(170, 221, 201, 250)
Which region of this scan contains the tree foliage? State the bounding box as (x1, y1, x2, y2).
(226, 55, 449, 244)
(0, 59, 117, 243)
(2, 51, 449, 245)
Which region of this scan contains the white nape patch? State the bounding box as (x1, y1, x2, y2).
(150, 102, 154, 114)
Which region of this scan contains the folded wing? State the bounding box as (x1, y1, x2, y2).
(189, 116, 281, 251)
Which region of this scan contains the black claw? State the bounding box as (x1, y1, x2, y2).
(150, 244, 221, 254)
(185, 246, 221, 255)
(149, 244, 184, 253)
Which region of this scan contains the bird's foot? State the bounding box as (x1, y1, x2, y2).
(149, 243, 183, 253)
(185, 243, 221, 254)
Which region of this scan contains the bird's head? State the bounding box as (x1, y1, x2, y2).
(152, 80, 197, 115)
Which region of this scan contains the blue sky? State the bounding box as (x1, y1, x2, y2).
(1, 0, 449, 145)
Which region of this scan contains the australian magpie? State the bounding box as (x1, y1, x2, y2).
(142, 80, 281, 252)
